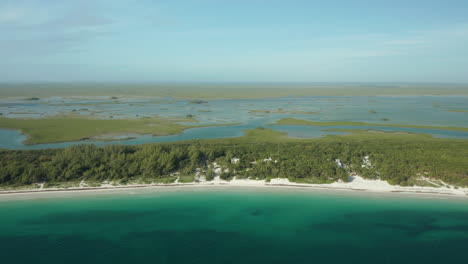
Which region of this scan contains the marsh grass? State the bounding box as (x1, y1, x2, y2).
(444, 109, 468, 113)
(0, 116, 239, 144)
(273, 118, 468, 132)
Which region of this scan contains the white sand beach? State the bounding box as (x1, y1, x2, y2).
(0, 175, 467, 200)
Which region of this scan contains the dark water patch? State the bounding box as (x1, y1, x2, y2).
(311, 210, 468, 238)
(0, 235, 126, 264)
(1, 230, 468, 264)
(122, 229, 264, 263)
(243, 206, 281, 217)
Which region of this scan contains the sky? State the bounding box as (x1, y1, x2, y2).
(1, 0, 468, 83)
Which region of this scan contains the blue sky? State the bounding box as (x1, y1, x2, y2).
(1, 0, 468, 83)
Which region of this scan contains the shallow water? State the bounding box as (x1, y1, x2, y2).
(1, 95, 467, 149)
(0, 189, 467, 264)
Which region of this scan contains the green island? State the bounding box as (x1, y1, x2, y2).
(444, 109, 468, 113)
(323, 128, 418, 135)
(189, 100, 209, 104)
(248, 109, 319, 114)
(1, 128, 467, 189)
(48, 101, 122, 107)
(273, 118, 468, 132)
(0, 117, 238, 145)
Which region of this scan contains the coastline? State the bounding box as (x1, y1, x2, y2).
(1, 176, 467, 201)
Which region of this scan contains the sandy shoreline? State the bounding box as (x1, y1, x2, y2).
(1, 176, 467, 201)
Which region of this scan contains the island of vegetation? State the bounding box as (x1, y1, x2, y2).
(247, 109, 319, 115)
(444, 109, 468, 113)
(189, 100, 209, 104)
(0, 116, 239, 145)
(272, 118, 468, 132)
(1, 127, 467, 190)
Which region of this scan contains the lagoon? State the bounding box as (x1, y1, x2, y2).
(1, 95, 467, 149)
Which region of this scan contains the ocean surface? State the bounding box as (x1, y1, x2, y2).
(1, 95, 468, 149)
(0, 188, 467, 264)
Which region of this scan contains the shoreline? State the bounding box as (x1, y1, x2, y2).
(1, 177, 467, 201)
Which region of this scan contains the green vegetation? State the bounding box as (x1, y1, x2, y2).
(189, 100, 208, 104)
(0, 117, 238, 145)
(444, 109, 468, 113)
(322, 128, 418, 136)
(248, 109, 319, 114)
(1, 128, 467, 188)
(7, 112, 36, 115)
(1, 83, 467, 99)
(49, 101, 122, 107)
(273, 118, 468, 132)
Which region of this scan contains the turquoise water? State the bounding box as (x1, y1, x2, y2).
(1, 189, 467, 263)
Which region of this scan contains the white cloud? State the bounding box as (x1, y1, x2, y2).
(0, 6, 26, 24)
(0, 0, 115, 61)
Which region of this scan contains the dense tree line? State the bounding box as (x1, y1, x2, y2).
(0, 139, 467, 188)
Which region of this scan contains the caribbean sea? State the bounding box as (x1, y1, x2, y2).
(0, 188, 467, 264)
